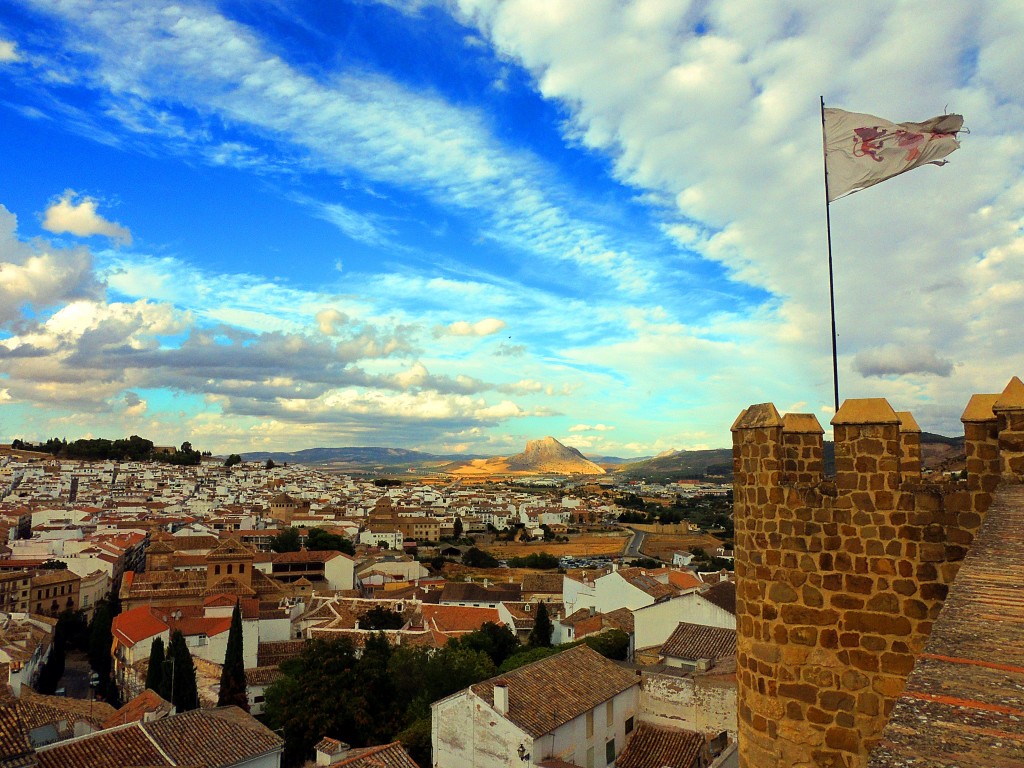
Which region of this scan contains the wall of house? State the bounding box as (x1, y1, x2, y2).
(324, 556, 354, 591)
(633, 593, 736, 652)
(540, 686, 639, 768)
(733, 380, 1024, 768)
(640, 669, 737, 739)
(431, 691, 530, 768)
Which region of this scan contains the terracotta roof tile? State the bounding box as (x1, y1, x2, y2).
(699, 580, 736, 615)
(661, 622, 736, 662)
(615, 722, 705, 768)
(140, 706, 282, 766)
(471, 645, 638, 738)
(36, 723, 169, 768)
(101, 689, 173, 729)
(422, 604, 500, 634)
(333, 741, 420, 768)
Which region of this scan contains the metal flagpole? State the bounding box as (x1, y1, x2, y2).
(820, 96, 840, 413)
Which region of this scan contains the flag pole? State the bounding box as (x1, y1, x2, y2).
(820, 96, 840, 413)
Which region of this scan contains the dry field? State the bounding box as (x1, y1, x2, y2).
(483, 532, 629, 560)
(640, 532, 726, 561)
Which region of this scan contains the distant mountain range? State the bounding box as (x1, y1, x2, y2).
(241, 431, 964, 479)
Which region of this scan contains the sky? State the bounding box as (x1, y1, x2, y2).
(0, 1, 1022, 457)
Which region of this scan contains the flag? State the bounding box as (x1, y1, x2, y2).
(823, 108, 963, 202)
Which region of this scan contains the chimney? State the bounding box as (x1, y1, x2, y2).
(315, 738, 351, 766)
(695, 658, 710, 672)
(493, 681, 509, 716)
(589, 606, 596, 617)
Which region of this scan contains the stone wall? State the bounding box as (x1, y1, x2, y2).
(733, 376, 1024, 768)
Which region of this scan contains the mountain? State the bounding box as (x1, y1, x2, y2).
(506, 436, 606, 474)
(444, 436, 606, 476)
(239, 446, 485, 470)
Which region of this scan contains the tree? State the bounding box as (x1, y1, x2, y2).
(360, 606, 405, 631)
(40, 559, 68, 570)
(527, 602, 553, 648)
(146, 637, 165, 692)
(164, 630, 199, 711)
(451, 621, 520, 667)
(88, 600, 115, 698)
(218, 602, 248, 710)
(264, 637, 360, 766)
(452, 516, 464, 539)
(265, 459, 276, 470)
(271, 527, 302, 553)
(306, 528, 354, 555)
(462, 547, 498, 568)
(583, 629, 630, 660)
(224, 454, 242, 467)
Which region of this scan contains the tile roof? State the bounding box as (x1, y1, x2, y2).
(660, 622, 736, 662)
(699, 580, 736, 615)
(470, 645, 639, 738)
(868, 485, 1024, 768)
(244, 666, 283, 687)
(111, 606, 168, 647)
(440, 582, 522, 603)
(333, 741, 420, 768)
(615, 569, 677, 601)
(666, 571, 703, 591)
(0, 704, 35, 768)
(101, 690, 173, 730)
(422, 604, 500, 634)
(36, 723, 168, 768)
(140, 706, 282, 767)
(615, 723, 706, 768)
(520, 574, 564, 595)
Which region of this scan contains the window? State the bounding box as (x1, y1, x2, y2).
(606, 700, 613, 727)
(239, 563, 245, 573)
(227, 563, 233, 574)
(215, 564, 221, 575)
(586, 746, 594, 768)
(586, 710, 594, 738)
(605, 739, 615, 765)
(625, 716, 634, 735)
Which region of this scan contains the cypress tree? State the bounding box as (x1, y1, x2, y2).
(527, 602, 553, 648)
(166, 630, 199, 711)
(146, 636, 165, 693)
(217, 602, 249, 710)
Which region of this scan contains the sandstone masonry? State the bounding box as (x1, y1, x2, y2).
(733, 376, 1024, 768)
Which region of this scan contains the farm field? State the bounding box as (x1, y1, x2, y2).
(640, 532, 727, 561)
(483, 531, 629, 560)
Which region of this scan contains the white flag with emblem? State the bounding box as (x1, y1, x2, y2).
(823, 108, 963, 202)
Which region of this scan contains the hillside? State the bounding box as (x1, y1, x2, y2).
(240, 446, 485, 470)
(445, 436, 606, 476)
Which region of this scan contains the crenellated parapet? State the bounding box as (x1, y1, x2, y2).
(734, 376, 1024, 768)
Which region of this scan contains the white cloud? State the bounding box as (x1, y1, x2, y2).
(435, 317, 507, 337)
(0, 204, 102, 323)
(41, 190, 132, 245)
(316, 308, 348, 336)
(854, 345, 955, 378)
(569, 423, 615, 432)
(0, 40, 22, 63)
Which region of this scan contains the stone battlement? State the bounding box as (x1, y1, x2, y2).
(733, 376, 1024, 768)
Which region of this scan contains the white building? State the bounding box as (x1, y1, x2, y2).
(432, 645, 640, 768)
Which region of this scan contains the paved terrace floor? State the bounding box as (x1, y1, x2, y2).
(869, 484, 1024, 768)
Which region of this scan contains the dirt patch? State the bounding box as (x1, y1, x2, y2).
(483, 532, 629, 559)
(640, 533, 725, 561)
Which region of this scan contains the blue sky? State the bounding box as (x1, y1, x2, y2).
(1, 1, 1022, 456)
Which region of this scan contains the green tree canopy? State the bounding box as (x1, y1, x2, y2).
(306, 527, 355, 555)
(146, 636, 165, 693)
(462, 547, 498, 568)
(224, 454, 242, 467)
(527, 602, 553, 648)
(271, 527, 302, 553)
(449, 621, 520, 667)
(218, 602, 248, 710)
(164, 630, 199, 711)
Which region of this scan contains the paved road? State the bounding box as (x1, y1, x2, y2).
(624, 528, 647, 558)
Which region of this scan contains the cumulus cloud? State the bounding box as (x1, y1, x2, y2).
(854, 345, 955, 378)
(316, 308, 349, 335)
(569, 423, 615, 432)
(41, 190, 132, 245)
(0, 205, 102, 324)
(0, 40, 21, 63)
(434, 317, 506, 337)
(493, 342, 526, 357)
